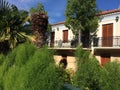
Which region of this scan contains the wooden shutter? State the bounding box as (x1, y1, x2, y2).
(102, 23, 113, 47)
(102, 25, 107, 46)
(63, 30, 68, 42)
(107, 24, 113, 46)
(101, 55, 110, 66)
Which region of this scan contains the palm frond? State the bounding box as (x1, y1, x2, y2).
(0, 0, 10, 11)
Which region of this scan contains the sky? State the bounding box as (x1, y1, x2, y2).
(7, 0, 120, 24)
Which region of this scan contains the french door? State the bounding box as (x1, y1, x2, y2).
(102, 23, 113, 47)
(63, 30, 68, 42)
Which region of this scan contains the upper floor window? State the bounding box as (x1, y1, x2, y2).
(63, 30, 68, 42)
(102, 23, 113, 47)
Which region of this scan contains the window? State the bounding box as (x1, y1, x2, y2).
(101, 55, 110, 66)
(63, 30, 68, 42)
(102, 23, 113, 47)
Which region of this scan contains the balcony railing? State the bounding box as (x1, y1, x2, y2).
(49, 39, 91, 48)
(49, 40, 78, 48)
(93, 36, 120, 47)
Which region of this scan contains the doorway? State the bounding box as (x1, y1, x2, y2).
(102, 23, 113, 47)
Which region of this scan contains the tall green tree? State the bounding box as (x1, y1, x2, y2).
(72, 47, 104, 90)
(65, 0, 99, 45)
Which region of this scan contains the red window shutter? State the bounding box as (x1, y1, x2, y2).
(107, 24, 113, 46)
(63, 30, 68, 42)
(107, 24, 113, 37)
(102, 25, 107, 46)
(101, 56, 110, 66)
(102, 23, 113, 47)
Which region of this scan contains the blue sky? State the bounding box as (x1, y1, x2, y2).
(7, 0, 120, 24)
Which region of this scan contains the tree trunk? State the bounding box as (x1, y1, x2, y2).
(31, 12, 48, 48)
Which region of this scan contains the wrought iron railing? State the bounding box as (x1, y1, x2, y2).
(93, 36, 120, 47)
(49, 39, 91, 48)
(49, 40, 78, 48)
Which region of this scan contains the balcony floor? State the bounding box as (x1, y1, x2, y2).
(49, 47, 91, 56)
(93, 47, 120, 55)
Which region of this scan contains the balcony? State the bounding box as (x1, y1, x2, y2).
(93, 36, 120, 47)
(50, 40, 78, 48)
(49, 39, 91, 56)
(49, 39, 91, 49)
(93, 36, 120, 54)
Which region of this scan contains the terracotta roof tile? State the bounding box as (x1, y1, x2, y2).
(51, 21, 65, 26)
(98, 9, 120, 15)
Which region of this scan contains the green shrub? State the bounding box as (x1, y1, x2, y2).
(11, 48, 63, 90)
(0, 42, 65, 90)
(0, 54, 5, 90)
(72, 47, 120, 90)
(101, 62, 120, 90)
(72, 47, 103, 90)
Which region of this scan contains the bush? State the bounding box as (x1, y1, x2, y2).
(72, 47, 120, 90)
(72, 47, 103, 90)
(101, 62, 120, 90)
(0, 54, 5, 90)
(0, 42, 66, 90)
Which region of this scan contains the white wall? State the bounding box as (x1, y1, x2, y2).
(52, 24, 74, 41)
(97, 12, 120, 37)
(50, 24, 75, 47)
(95, 13, 120, 47)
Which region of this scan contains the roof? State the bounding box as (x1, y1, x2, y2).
(51, 21, 65, 26)
(51, 9, 120, 25)
(98, 9, 120, 16)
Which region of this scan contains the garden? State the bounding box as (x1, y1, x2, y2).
(0, 0, 120, 90)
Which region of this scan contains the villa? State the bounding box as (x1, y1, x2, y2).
(49, 9, 120, 71)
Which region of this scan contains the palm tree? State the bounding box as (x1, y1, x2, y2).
(30, 3, 48, 48)
(0, 0, 32, 54)
(0, 0, 11, 53)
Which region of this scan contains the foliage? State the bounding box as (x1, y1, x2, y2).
(30, 3, 48, 48)
(72, 47, 120, 90)
(0, 42, 69, 90)
(101, 62, 120, 90)
(30, 3, 47, 14)
(0, 0, 31, 51)
(73, 47, 102, 90)
(65, 0, 99, 32)
(0, 0, 10, 11)
(65, 0, 99, 44)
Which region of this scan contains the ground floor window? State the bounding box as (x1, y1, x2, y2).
(101, 55, 110, 66)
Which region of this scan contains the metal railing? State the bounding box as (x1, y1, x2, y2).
(49, 39, 91, 48)
(93, 36, 120, 47)
(49, 40, 78, 48)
